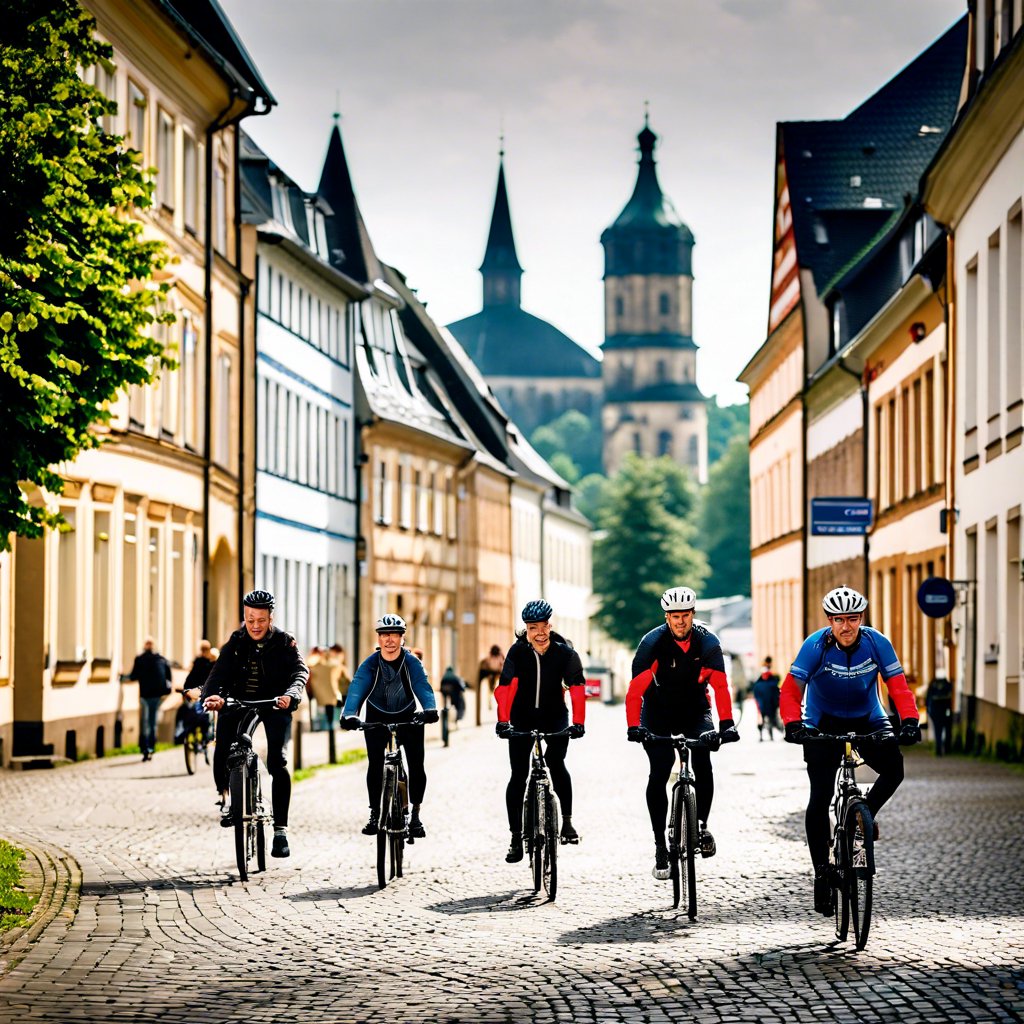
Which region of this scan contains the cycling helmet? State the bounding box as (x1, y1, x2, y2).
(521, 599, 553, 623)
(660, 587, 696, 612)
(822, 585, 868, 615)
(375, 613, 407, 634)
(243, 589, 275, 611)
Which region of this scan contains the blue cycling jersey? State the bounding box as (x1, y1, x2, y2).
(789, 626, 903, 727)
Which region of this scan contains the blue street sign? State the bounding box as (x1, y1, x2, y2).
(917, 576, 956, 618)
(810, 497, 874, 535)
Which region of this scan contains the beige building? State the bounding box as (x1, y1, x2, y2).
(6, 0, 272, 764)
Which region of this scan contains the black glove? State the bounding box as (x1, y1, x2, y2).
(568, 723, 585, 739)
(627, 725, 647, 743)
(784, 721, 808, 744)
(719, 719, 740, 744)
(495, 721, 513, 739)
(898, 720, 922, 746)
(420, 708, 439, 724)
(340, 716, 360, 731)
(699, 729, 722, 751)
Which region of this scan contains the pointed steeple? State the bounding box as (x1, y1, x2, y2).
(480, 149, 523, 308)
(317, 119, 383, 286)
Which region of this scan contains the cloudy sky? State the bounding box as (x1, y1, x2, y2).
(219, 0, 966, 405)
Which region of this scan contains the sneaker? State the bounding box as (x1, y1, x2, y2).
(219, 805, 234, 828)
(271, 833, 290, 858)
(813, 865, 835, 916)
(408, 812, 426, 839)
(699, 825, 716, 858)
(652, 844, 670, 880)
(505, 834, 524, 863)
(560, 818, 580, 845)
(361, 811, 379, 836)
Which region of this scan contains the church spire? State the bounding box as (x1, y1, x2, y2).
(480, 149, 522, 308)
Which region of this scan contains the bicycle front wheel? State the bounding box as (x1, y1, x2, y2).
(668, 785, 683, 909)
(254, 773, 266, 873)
(531, 784, 544, 894)
(846, 801, 874, 950)
(230, 765, 249, 882)
(377, 770, 394, 889)
(543, 790, 559, 901)
(682, 785, 698, 920)
(184, 732, 196, 775)
(391, 773, 405, 879)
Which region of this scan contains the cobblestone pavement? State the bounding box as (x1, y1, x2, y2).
(0, 700, 1022, 1024)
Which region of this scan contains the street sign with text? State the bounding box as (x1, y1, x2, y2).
(917, 576, 956, 618)
(810, 497, 874, 535)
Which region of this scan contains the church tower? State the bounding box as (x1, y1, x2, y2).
(600, 117, 708, 481)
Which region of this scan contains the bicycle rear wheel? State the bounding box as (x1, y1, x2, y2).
(391, 774, 405, 879)
(230, 765, 249, 882)
(543, 790, 559, 901)
(184, 732, 196, 775)
(846, 801, 874, 950)
(254, 773, 266, 872)
(668, 785, 683, 909)
(531, 784, 544, 894)
(682, 785, 698, 920)
(377, 770, 394, 889)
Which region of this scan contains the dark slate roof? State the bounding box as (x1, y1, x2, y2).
(602, 333, 697, 352)
(782, 15, 967, 296)
(480, 160, 522, 274)
(605, 382, 706, 404)
(446, 305, 601, 380)
(316, 122, 386, 287)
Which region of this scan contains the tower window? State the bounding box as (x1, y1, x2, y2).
(633, 432, 643, 454)
(656, 360, 668, 383)
(658, 430, 673, 457)
(615, 296, 624, 317)
(659, 293, 670, 315)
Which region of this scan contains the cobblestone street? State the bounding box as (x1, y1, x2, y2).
(0, 701, 1022, 1024)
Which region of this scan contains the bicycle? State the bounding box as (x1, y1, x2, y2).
(222, 697, 278, 882)
(176, 688, 212, 776)
(803, 728, 892, 950)
(645, 730, 720, 919)
(359, 717, 423, 889)
(506, 728, 572, 902)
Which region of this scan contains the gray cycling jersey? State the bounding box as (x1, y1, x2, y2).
(366, 654, 414, 715)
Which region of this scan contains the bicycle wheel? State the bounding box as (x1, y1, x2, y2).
(254, 773, 267, 872)
(832, 822, 850, 941)
(531, 784, 544, 894)
(846, 802, 874, 950)
(230, 765, 249, 882)
(682, 785, 698, 920)
(542, 790, 559, 901)
(377, 769, 394, 889)
(441, 703, 450, 747)
(184, 731, 196, 775)
(391, 775, 405, 879)
(668, 785, 683, 908)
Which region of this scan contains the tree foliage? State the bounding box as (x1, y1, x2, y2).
(698, 435, 751, 597)
(707, 401, 749, 466)
(530, 408, 602, 480)
(592, 455, 708, 646)
(0, 0, 169, 547)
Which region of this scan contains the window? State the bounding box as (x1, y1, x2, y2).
(988, 232, 1001, 420)
(213, 155, 228, 255)
(1007, 208, 1022, 408)
(171, 529, 185, 666)
(91, 511, 112, 661)
(432, 472, 444, 535)
(657, 430, 672, 457)
(614, 296, 624, 317)
(214, 353, 233, 467)
(157, 109, 175, 210)
(398, 461, 412, 528)
(127, 80, 146, 157)
(122, 509, 138, 668)
(658, 293, 670, 315)
(183, 132, 201, 235)
(965, 259, 979, 432)
(181, 312, 201, 451)
(375, 459, 392, 525)
(147, 525, 162, 644)
(924, 369, 935, 487)
(416, 470, 429, 532)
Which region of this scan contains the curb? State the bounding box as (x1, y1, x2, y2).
(0, 836, 80, 977)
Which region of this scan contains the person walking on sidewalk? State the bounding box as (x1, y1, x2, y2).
(753, 656, 781, 741)
(925, 671, 954, 756)
(129, 638, 172, 762)
(341, 614, 439, 839)
(201, 590, 308, 859)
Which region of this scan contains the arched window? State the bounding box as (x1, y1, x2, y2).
(658, 430, 673, 457)
(614, 296, 624, 317)
(656, 360, 668, 383)
(659, 293, 670, 315)
(688, 435, 699, 467)
(633, 431, 643, 454)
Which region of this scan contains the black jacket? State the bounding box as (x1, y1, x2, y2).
(202, 626, 307, 707)
(184, 656, 215, 692)
(496, 632, 584, 731)
(129, 649, 172, 699)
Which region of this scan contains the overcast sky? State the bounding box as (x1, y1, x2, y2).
(219, 0, 966, 405)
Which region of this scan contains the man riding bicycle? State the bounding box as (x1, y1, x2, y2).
(495, 599, 586, 864)
(781, 585, 921, 915)
(341, 614, 438, 839)
(197, 590, 308, 858)
(625, 586, 739, 879)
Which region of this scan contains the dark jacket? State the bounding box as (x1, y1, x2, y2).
(753, 674, 780, 715)
(495, 632, 585, 731)
(202, 626, 307, 707)
(129, 649, 172, 699)
(184, 656, 215, 692)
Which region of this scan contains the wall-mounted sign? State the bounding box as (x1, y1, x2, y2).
(917, 576, 956, 618)
(810, 497, 874, 536)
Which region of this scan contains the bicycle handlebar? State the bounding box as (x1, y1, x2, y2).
(358, 715, 426, 730)
(801, 727, 895, 745)
(219, 696, 286, 709)
(504, 727, 572, 739)
(643, 731, 720, 749)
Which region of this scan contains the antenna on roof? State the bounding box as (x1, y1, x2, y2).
(644, 99, 650, 127)
(499, 113, 505, 160)
(333, 90, 341, 123)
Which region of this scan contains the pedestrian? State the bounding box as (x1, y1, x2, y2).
(753, 656, 781, 741)
(201, 590, 308, 858)
(625, 586, 739, 878)
(308, 643, 344, 763)
(128, 637, 172, 761)
(478, 643, 503, 708)
(495, 600, 586, 862)
(781, 585, 921, 916)
(341, 614, 439, 839)
(329, 643, 350, 703)
(439, 665, 467, 723)
(179, 639, 217, 743)
(925, 671, 954, 756)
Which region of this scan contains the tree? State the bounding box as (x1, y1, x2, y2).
(530, 409, 602, 479)
(707, 400, 749, 465)
(0, 0, 169, 547)
(698, 435, 751, 596)
(592, 455, 708, 646)
(574, 472, 611, 526)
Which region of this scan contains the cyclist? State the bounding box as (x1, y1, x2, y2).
(625, 586, 739, 879)
(199, 590, 308, 858)
(781, 584, 921, 915)
(495, 599, 586, 863)
(340, 614, 438, 838)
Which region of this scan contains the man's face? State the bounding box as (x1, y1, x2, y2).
(665, 610, 694, 640)
(526, 620, 551, 653)
(244, 608, 271, 642)
(200, 642, 212, 659)
(828, 613, 863, 647)
(377, 631, 404, 660)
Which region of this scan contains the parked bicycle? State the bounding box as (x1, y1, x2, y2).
(804, 728, 892, 950)
(506, 727, 572, 902)
(176, 688, 212, 776)
(359, 717, 423, 889)
(645, 730, 720, 919)
(222, 697, 278, 882)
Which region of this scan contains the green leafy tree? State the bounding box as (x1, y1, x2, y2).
(698, 435, 751, 596)
(547, 452, 580, 485)
(592, 455, 707, 646)
(707, 400, 749, 465)
(574, 472, 611, 526)
(1, 0, 169, 547)
(530, 409, 602, 479)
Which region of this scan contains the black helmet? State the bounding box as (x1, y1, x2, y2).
(521, 599, 553, 624)
(243, 589, 275, 611)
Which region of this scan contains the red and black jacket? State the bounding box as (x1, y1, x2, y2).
(495, 632, 586, 732)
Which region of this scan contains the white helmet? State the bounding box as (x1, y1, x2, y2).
(822, 585, 868, 615)
(375, 613, 407, 634)
(660, 587, 697, 612)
